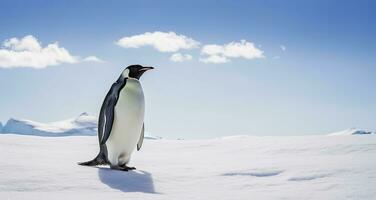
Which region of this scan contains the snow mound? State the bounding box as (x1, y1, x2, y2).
(328, 128, 375, 136)
(1, 112, 97, 136)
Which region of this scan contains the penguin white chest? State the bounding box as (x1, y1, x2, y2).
(106, 79, 145, 165)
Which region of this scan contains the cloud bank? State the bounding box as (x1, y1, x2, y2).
(200, 40, 264, 64)
(116, 31, 200, 52)
(0, 35, 101, 69)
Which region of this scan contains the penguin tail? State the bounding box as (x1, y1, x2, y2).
(78, 151, 108, 166)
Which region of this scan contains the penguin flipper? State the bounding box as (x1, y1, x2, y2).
(98, 79, 127, 145)
(137, 123, 145, 151)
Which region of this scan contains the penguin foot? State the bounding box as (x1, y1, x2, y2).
(120, 165, 136, 171)
(110, 165, 136, 171)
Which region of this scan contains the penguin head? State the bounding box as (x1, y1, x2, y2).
(122, 65, 154, 80)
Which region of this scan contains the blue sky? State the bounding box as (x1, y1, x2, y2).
(0, 0, 375, 138)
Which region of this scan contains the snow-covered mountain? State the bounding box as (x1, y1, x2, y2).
(328, 128, 375, 136)
(1, 112, 97, 136)
(1, 113, 373, 138)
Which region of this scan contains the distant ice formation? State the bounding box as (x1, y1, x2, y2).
(1, 112, 97, 136)
(328, 128, 375, 136)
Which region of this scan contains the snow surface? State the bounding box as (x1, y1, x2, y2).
(0, 134, 375, 199)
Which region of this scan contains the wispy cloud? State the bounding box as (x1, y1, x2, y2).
(116, 31, 200, 52)
(83, 56, 104, 63)
(170, 53, 192, 62)
(0, 35, 101, 69)
(280, 45, 286, 51)
(200, 55, 229, 64)
(200, 40, 264, 64)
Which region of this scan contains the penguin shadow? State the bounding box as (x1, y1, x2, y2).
(98, 168, 157, 194)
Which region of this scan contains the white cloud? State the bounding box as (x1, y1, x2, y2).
(280, 45, 286, 51)
(0, 35, 100, 69)
(83, 56, 104, 63)
(200, 40, 264, 64)
(170, 53, 192, 62)
(4, 35, 42, 52)
(116, 31, 200, 52)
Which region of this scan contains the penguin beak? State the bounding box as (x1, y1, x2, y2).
(140, 66, 154, 71)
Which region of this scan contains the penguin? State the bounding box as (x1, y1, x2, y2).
(79, 64, 153, 171)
